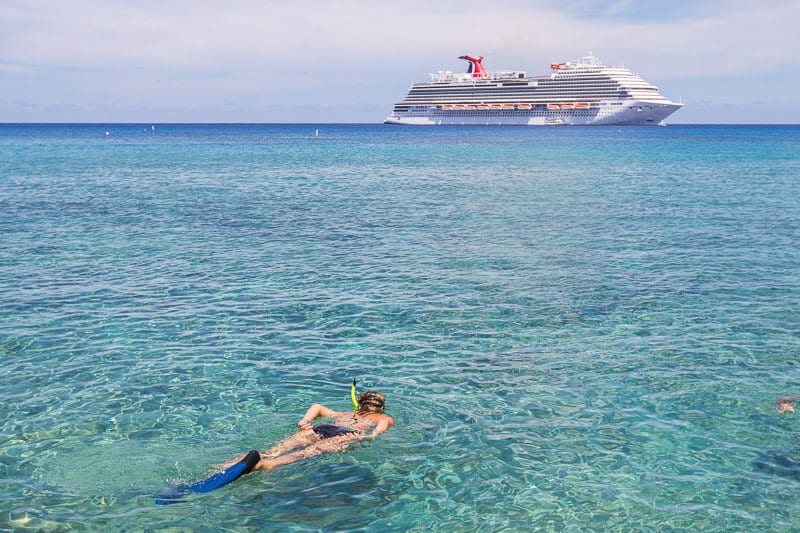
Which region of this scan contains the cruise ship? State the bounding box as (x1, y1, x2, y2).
(384, 52, 682, 126)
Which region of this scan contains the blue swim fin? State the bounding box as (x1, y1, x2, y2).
(155, 449, 261, 505)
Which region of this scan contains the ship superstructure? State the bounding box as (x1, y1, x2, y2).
(384, 53, 682, 125)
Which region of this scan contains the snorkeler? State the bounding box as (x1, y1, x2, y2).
(777, 396, 800, 414)
(241, 390, 393, 471)
(254, 391, 393, 470)
(155, 390, 392, 504)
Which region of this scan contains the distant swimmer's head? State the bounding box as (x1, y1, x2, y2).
(358, 391, 386, 413)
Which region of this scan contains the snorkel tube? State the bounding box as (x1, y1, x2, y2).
(351, 379, 359, 412)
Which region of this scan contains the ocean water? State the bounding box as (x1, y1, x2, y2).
(1, 123, 799, 531)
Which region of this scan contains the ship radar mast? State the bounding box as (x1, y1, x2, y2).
(579, 50, 603, 67)
(551, 51, 605, 70)
(458, 55, 488, 78)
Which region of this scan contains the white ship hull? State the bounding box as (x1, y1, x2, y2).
(385, 100, 682, 126)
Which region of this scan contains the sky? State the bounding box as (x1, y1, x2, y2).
(1, 0, 799, 124)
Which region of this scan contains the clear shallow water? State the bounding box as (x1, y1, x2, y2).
(1, 123, 799, 531)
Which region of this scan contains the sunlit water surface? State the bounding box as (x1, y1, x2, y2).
(1, 124, 799, 530)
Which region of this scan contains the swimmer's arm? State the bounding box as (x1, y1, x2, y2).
(297, 404, 349, 430)
(367, 415, 394, 439)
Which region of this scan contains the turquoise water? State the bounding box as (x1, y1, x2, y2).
(1, 123, 799, 531)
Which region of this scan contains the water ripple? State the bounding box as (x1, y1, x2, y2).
(1, 124, 800, 530)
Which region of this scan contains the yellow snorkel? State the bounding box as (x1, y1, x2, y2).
(350, 379, 359, 412)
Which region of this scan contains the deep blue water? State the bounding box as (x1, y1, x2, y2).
(1, 123, 799, 531)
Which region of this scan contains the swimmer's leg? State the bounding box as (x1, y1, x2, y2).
(261, 430, 318, 459)
(255, 433, 361, 471)
(216, 431, 317, 469)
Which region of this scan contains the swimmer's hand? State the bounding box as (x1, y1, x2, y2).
(298, 419, 313, 431)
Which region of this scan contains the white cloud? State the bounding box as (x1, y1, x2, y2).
(2, 0, 797, 74)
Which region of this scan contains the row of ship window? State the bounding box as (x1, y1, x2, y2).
(413, 86, 632, 95)
(402, 110, 601, 117)
(420, 82, 649, 92)
(407, 91, 635, 99)
(400, 104, 618, 111)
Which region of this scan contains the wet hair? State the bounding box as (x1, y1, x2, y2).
(357, 391, 386, 413)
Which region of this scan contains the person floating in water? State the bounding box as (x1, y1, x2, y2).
(777, 396, 800, 414)
(224, 390, 393, 472)
(155, 389, 392, 504)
